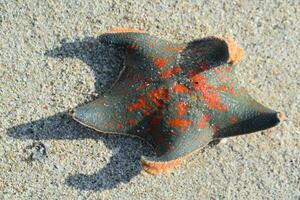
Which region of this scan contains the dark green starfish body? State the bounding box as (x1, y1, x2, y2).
(72, 30, 282, 174)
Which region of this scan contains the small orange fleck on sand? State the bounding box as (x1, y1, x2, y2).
(271, 67, 277, 75)
(42, 104, 48, 110)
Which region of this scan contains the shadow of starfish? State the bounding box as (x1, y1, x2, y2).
(6, 37, 154, 191)
(45, 36, 126, 93)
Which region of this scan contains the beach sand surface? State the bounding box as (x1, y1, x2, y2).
(1, 1, 299, 199)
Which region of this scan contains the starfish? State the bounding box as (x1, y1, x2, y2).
(71, 28, 283, 175)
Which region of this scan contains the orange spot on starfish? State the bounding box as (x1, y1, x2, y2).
(214, 68, 222, 76)
(127, 118, 137, 126)
(218, 84, 227, 92)
(127, 95, 152, 115)
(116, 122, 123, 129)
(135, 77, 151, 91)
(104, 123, 110, 129)
(226, 66, 232, 73)
(219, 104, 228, 112)
(189, 74, 227, 112)
(167, 56, 174, 61)
(196, 114, 210, 129)
(136, 84, 147, 91)
(171, 83, 190, 94)
(228, 115, 237, 123)
(175, 101, 187, 116)
(189, 74, 208, 90)
(214, 67, 230, 82)
(167, 118, 192, 130)
(228, 87, 238, 96)
(126, 44, 138, 49)
(149, 43, 155, 48)
(154, 57, 168, 69)
(218, 85, 238, 96)
(147, 88, 169, 107)
(160, 66, 182, 79)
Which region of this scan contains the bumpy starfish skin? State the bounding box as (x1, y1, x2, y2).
(72, 29, 282, 175)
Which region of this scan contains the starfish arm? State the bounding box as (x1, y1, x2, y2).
(71, 91, 159, 147)
(140, 127, 212, 175)
(179, 37, 244, 75)
(140, 75, 281, 175)
(99, 31, 185, 83)
(209, 87, 282, 139)
(186, 63, 282, 139)
(71, 63, 168, 146)
(140, 94, 214, 175)
(99, 32, 150, 47)
(215, 108, 283, 138)
(99, 31, 182, 57)
(71, 95, 143, 134)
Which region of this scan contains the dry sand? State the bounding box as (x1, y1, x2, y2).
(1, 0, 299, 199)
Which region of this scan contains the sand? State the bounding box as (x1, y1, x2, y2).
(1, 0, 299, 199)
